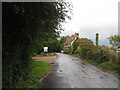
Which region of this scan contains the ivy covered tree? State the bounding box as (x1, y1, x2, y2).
(95, 33, 99, 45)
(2, 2, 72, 88)
(71, 37, 79, 54)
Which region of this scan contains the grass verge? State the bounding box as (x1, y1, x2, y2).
(15, 60, 52, 88)
(86, 59, 120, 74)
(98, 62, 120, 73)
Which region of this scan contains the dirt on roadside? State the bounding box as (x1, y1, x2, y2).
(32, 56, 56, 64)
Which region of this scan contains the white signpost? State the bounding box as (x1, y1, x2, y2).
(44, 47, 48, 52)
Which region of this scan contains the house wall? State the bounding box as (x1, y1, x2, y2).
(64, 33, 79, 50)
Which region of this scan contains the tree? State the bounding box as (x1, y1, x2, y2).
(60, 36, 69, 50)
(43, 38, 61, 52)
(108, 35, 120, 48)
(76, 38, 94, 59)
(95, 33, 99, 45)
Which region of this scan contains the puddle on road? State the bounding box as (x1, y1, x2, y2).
(82, 76, 86, 78)
(82, 70, 88, 75)
(82, 62, 86, 65)
(72, 58, 89, 71)
(73, 58, 86, 66)
(59, 69, 62, 72)
(57, 69, 64, 77)
(72, 59, 79, 61)
(57, 70, 62, 73)
(104, 75, 108, 77)
(81, 65, 85, 69)
(100, 77, 104, 78)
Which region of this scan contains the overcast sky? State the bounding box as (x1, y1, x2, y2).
(61, 0, 119, 46)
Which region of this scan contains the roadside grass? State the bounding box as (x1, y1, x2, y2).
(30, 60, 51, 78)
(15, 60, 51, 88)
(83, 58, 120, 74)
(99, 62, 120, 73)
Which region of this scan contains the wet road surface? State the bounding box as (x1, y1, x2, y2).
(43, 53, 119, 88)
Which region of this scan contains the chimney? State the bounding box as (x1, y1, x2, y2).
(75, 33, 79, 38)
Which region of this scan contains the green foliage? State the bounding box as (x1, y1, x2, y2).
(73, 38, 110, 63)
(3, 2, 72, 88)
(74, 46, 81, 54)
(99, 62, 120, 73)
(64, 48, 72, 54)
(60, 36, 69, 50)
(43, 38, 61, 52)
(95, 33, 99, 45)
(108, 35, 120, 48)
(15, 76, 42, 88)
(91, 45, 109, 63)
(71, 37, 79, 54)
(109, 50, 120, 65)
(76, 38, 94, 59)
(15, 60, 51, 88)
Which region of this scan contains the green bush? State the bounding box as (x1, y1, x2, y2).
(64, 48, 72, 54)
(95, 46, 109, 63)
(74, 46, 81, 54)
(75, 38, 94, 59)
(109, 51, 120, 65)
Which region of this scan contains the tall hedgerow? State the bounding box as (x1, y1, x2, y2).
(2, 2, 72, 88)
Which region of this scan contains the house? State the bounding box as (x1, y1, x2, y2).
(64, 33, 79, 49)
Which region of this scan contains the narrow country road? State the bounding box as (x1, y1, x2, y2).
(43, 53, 119, 88)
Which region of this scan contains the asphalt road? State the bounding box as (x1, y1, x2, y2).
(43, 53, 119, 88)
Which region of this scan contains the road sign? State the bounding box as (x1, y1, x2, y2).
(44, 47, 48, 52)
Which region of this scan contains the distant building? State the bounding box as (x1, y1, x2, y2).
(64, 33, 79, 50)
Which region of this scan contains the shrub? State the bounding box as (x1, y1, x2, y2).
(76, 38, 94, 59)
(89, 45, 109, 63)
(96, 45, 109, 62)
(109, 50, 120, 65)
(64, 48, 72, 54)
(74, 46, 81, 54)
